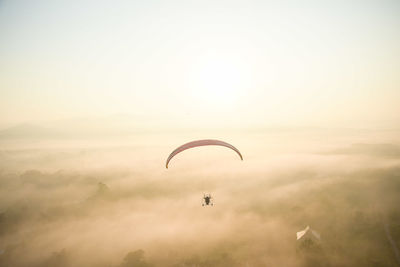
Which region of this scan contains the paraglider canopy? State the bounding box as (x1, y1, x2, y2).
(166, 139, 243, 168)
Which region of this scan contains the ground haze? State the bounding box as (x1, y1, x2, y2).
(1, 126, 400, 267)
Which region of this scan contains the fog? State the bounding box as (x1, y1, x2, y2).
(1, 128, 400, 267)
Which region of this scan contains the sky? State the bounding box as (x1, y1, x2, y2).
(1, 0, 399, 129)
(1, 2, 400, 265)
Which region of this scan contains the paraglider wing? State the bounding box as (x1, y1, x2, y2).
(166, 139, 243, 168)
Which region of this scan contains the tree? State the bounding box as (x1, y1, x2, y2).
(118, 250, 153, 267)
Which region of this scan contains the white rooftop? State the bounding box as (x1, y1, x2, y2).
(296, 225, 321, 241)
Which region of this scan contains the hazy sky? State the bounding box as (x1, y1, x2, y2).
(1, 0, 399, 128)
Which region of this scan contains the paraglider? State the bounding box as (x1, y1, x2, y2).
(165, 139, 243, 206)
(165, 139, 243, 168)
(202, 193, 213, 206)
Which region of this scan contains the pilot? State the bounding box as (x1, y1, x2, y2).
(202, 194, 213, 206)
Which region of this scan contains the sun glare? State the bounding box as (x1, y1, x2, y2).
(185, 57, 250, 111)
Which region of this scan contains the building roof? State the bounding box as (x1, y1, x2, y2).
(296, 226, 321, 241)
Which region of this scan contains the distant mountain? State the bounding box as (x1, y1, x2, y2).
(0, 123, 63, 139)
(0, 115, 151, 140)
(327, 143, 400, 158)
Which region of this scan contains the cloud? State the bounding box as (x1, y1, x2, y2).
(324, 143, 400, 158)
(1, 133, 400, 266)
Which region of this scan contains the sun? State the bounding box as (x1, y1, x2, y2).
(185, 56, 250, 111)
